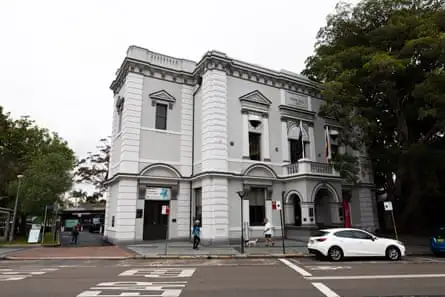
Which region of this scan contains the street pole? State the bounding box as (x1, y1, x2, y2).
(41, 205, 48, 244)
(237, 190, 246, 254)
(280, 208, 286, 254)
(241, 196, 244, 254)
(9, 174, 23, 242)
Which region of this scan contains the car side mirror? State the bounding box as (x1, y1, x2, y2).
(371, 236, 377, 241)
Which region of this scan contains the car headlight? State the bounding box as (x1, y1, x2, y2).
(396, 241, 404, 246)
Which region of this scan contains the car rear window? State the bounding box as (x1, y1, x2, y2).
(311, 230, 330, 237)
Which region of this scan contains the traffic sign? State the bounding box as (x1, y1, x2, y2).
(383, 201, 393, 211)
(272, 200, 282, 211)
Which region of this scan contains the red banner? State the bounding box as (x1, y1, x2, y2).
(343, 200, 351, 228)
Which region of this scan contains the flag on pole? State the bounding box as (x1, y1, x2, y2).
(299, 121, 305, 159)
(325, 126, 331, 159)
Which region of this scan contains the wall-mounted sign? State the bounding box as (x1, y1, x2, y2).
(145, 187, 170, 201)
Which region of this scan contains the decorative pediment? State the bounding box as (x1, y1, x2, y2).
(239, 90, 272, 107)
(150, 90, 176, 102)
(149, 90, 176, 109)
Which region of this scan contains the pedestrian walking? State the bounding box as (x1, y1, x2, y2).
(264, 218, 274, 247)
(71, 223, 80, 245)
(192, 220, 201, 249)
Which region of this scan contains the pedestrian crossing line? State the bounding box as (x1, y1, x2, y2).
(0, 268, 59, 281)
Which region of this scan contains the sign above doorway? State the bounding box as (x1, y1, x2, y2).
(145, 187, 170, 201)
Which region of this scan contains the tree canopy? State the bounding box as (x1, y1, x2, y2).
(303, 0, 445, 230)
(72, 137, 110, 203)
(0, 106, 76, 216)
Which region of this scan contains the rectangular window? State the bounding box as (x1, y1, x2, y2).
(248, 187, 265, 226)
(155, 103, 167, 130)
(194, 187, 202, 222)
(289, 139, 303, 163)
(249, 132, 261, 161)
(331, 144, 339, 159)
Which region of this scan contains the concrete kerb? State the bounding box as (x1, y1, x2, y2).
(0, 253, 307, 261)
(0, 251, 434, 261)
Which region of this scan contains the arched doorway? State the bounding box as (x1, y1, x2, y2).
(285, 193, 302, 226)
(313, 187, 341, 228)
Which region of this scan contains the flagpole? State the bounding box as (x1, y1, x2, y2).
(325, 126, 331, 159)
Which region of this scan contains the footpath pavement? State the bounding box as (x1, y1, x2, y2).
(0, 231, 433, 260)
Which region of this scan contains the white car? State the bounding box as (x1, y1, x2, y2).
(307, 228, 406, 261)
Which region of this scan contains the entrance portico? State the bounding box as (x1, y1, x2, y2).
(312, 183, 342, 228)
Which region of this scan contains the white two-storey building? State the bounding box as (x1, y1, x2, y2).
(104, 46, 379, 243)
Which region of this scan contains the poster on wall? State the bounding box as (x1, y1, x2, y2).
(145, 187, 170, 200)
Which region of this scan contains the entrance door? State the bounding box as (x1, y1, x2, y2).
(294, 201, 302, 226)
(143, 200, 169, 240)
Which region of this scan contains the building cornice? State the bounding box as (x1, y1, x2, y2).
(110, 47, 323, 98)
(279, 105, 317, 122)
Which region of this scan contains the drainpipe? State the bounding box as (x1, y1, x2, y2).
(189, 77, 202, 239)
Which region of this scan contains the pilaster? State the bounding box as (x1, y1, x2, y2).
(201, 177, 229, 240)
(281, 121, 289, 162)
(357, 188, 378, 231)
(308, 125, 316, 161)
(120, 72, 143, 174)
(301, 202, 316, 227)
(201, 70, 228, 171)
(115, 179, 137, 241)
(242, 112, 249, 158)
(180, 85, 194, 176)
(262, 115, 270, 161)
(176, 182, 191, 238)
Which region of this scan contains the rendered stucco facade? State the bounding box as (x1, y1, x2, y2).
(104, 46, 379, 243)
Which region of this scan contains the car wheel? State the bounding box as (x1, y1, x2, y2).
(386, 245, 401, 261)
(328, 246, 343, 261)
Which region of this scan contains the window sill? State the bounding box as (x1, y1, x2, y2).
(141, 127, 181, 136)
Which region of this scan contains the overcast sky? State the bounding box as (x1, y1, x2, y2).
(1, 0, 358, 160)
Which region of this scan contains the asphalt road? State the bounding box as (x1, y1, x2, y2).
(1, 256, 445, 297)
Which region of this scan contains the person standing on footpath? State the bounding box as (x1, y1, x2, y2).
(264, 218, 274, 247)
(192, 220, 201, 250)
(71, 223, 80, 245)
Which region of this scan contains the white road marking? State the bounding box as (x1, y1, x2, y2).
(306, 265, 351, 271)
(77, 281, 186, 296)
(308, 273, 445, 280)
(0, 268, 59, 281)
(312, 282, 341, 297)
(119, 268, 196, 278)
(278, 258, 312, 277)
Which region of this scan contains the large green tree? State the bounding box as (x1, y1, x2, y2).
(0, 106, 76, 227)
(303, 0, 445, 230)
(73, 137, 110, 203)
